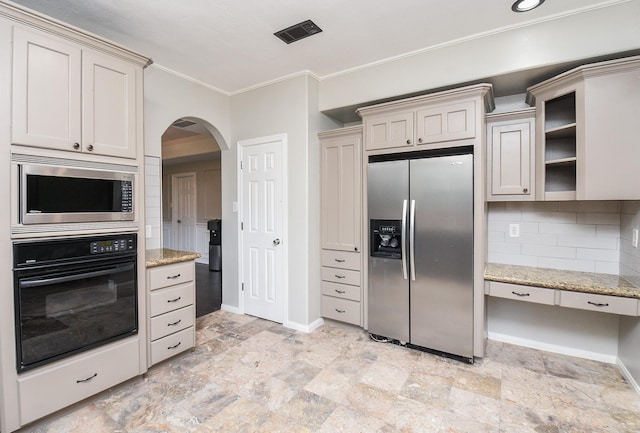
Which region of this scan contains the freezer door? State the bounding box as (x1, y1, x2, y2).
(367, 160, 409, 342)
(409, 154, 474, 358)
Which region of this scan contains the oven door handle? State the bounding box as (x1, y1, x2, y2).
(19, 263, 135, 289)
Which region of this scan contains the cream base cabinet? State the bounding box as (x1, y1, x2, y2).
(319, 126, 363, 326)
(12, 26, 140, 159)
(319, 126, 362, 253)
(486, 108, 535, 201)
(147, 261, 196, 366)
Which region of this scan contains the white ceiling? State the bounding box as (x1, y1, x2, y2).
(7, 0, 628, 94)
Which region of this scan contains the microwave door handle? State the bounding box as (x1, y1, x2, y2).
(19, 263, 135, 289)
(401, 199, 408, 280)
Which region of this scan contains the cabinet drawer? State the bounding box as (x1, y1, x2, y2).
(559, 291, 639, 316)
(150, 326, 195, 365)
(322, 250, 361, 271)
(321, 296, 361, 325)
(148, 261, 194, 290)
(150, 305, 195, 341)
(149, 282, 195, 317)
(18, 338, 139, 425)
(321, 267, 360, 286)
(322, 281, 361, 301)
(488, 281, 555, 305)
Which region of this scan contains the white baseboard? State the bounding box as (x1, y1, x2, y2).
(220, 304, 242, 314)
(617, 358, 640, 395)
(488, 331, 617, 364)
(284, 318, 324, 333)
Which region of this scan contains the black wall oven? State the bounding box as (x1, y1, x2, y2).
(13, 234, 138, 373)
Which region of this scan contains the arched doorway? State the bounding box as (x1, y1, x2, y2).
(161, 117, 222, 317)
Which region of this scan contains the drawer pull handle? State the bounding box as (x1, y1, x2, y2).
(335, 308, 346, 313)
(335, 275, 346, 279)
(511, 291, 530, 297)
(168, 319, 182, 326)
(167, 296, 182, 303)
(76, 373, 97, 383)
(334, 259, 346, 263)
(588, 301, 609, 308)
(167, 274, 181, 279)
(168, 341, 182, 350)
(335, 289, 346, 294)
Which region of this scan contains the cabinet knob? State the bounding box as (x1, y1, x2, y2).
(523, 188, 529, 193)
(87, 144, 94, 151)
(73, 142, 80, 150)
(406, 139, 411, 145)
(418, 138, 423, 143)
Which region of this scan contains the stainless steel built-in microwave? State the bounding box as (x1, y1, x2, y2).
(20, 164, 134, 224)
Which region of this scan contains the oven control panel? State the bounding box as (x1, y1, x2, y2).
(90, 238, 135, 254)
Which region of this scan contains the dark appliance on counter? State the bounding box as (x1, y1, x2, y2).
(13, 233, 138, 372)
(368, 150, 474, 361)
(208, 219, 221, 271)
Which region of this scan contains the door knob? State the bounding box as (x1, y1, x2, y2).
(273, 238, 281, 246)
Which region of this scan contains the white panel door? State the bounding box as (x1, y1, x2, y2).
(240, 137, 285, 323)
(172, 173, 197, 252)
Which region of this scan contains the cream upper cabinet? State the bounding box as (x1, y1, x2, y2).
(319, 126, 362, 252)
(82, 50, 137, 159)
(527, 55, 640, 200)
(12, 27, 82, 152)
(486, 108, 535, 201)
(12, 26, 139, 159)
(358, 85, 492, 152)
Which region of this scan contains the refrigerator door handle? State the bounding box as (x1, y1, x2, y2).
(401, 199, 408, 280)
(410, 199, 416, 281)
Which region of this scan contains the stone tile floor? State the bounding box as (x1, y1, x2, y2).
(18, 310, 640, 432)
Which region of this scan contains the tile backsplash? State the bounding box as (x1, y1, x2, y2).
(487, 201, 621, 274)
(620, 201, 640, 286)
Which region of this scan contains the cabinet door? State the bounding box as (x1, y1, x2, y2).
(364, 111, 413, 150)
(416, 101, 475, 145)
(320, 133, 361, 252)
(12, 27, 82, 152)
(487, 119, 534, 200)
(82, 50, 137, 158)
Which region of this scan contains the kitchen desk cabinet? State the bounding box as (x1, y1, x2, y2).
(527, 55, 640, 200)
(12, 26, 141, 159)
(486, 108, 535, 201)
(147, 260, 196, 366)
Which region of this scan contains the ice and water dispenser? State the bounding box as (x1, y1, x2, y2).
(370, 219, 403, 259)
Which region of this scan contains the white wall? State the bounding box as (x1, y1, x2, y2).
(319, 0, 640, 112)
(143, 65, 230, 250)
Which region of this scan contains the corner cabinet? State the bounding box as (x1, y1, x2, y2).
(527, 55, 640, 200)
(486, 108, 535, 201)
(319, 126, 363, 326)
(12, 26, 142, 159)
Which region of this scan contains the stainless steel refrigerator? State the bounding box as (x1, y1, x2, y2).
(368, 152, 474, 360)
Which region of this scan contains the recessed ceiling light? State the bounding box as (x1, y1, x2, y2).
(512, 0, 545, 12)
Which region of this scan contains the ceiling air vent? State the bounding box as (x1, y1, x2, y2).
(172, 119, 197, 128)
(274, 19, 322, 44)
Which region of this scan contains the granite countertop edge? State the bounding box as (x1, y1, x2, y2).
(146, 248, 201, 268)
(485, 263, 640, 299)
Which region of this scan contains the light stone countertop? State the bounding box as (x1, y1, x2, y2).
(485, 263, 640, 299)
(146, 248, 201, 268)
